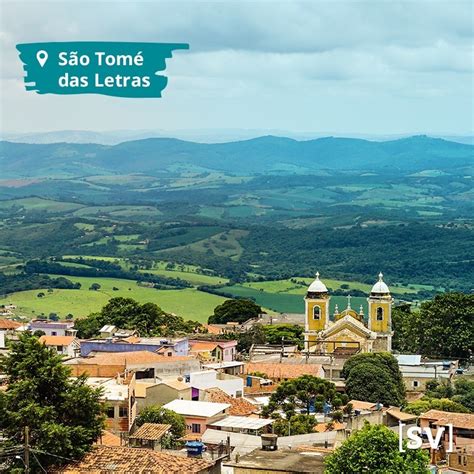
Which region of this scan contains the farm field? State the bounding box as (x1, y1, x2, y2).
(0, 275, 228, 322)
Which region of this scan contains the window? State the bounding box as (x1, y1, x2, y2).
(313, 306, 321, 320)
(119, 406, 128, 417)
(51, 331, 57, 336)
(191, 423, 201, 433)
(56, 346, 63, 352)
(376, 307, 384, 321)
(413, 380, 420, 388)
(106, 407, 115, 418)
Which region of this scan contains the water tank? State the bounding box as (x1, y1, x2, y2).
(185, 441, 204, 457)
(261, 434, 278, 451)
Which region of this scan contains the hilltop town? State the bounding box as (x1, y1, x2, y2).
(1, 273, 472, 473)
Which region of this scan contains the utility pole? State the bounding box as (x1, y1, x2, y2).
(24, 426, 30, 474)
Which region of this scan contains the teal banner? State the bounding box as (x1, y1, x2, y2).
(16, 41, 189, 98)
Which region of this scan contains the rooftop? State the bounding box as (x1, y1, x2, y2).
(225, 447, 327, 473)
(205, 387, 258, 416)
(0, 319, 21, 330)
(69, 351, 194, 367)
(95, 430, 122, 447)
(50, 445, 213, 473)
(245, 362, 323, 380)
(420, 410, 474, 430)
(39, 335, 76, 346)
(129, 423, 172, 441)
(163, 399, 230, 418)
(208, 415, 273, 430)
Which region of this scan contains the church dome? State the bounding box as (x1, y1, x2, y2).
(371, 272, 390, 294)
(308, 272, 328, 293)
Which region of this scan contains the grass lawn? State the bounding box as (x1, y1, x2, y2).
(0, 275, 227, 322)
(144, 268, 229, 286)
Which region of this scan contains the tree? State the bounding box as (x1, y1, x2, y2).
(208, 299, 262, 324)
(325, 423, 429, 473)
(74, 298, 203, 338)
(393, 294, 474, 359)
(342, 352, 405, 406)
(272, 413, 316, 436)
(0, 333, 104, 471)
(404, 397, 470, 416)
(417, 293, 474, 359)
(89, 283, 101, 291)
(263, 375, 346, 421)
(263, 324, 304, 348)
(236, 323, 266, 352)
(135, 406, 186, 448)
(49, 312, 59, 321)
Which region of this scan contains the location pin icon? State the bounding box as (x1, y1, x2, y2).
(36, 50, 48, 67)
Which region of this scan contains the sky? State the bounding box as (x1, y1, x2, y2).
(0, 0, 473, 136)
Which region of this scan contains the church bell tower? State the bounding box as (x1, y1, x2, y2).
(304, 272, 330, 350)
(368, 272, 393, 352)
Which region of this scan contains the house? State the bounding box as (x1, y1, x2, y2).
(205, 322, 241, 335)
(29, 319, 76, 337)
(38, 335, 80, 358)
(85, 372, 137, 434)
(204, 387, 258, 416)
(419, 410, 474, 468)
(190, 370, 244, 398)
(0, 304, 16, 317)
(65, 351, 200, 378)
(50, 445, 214, 473)
(189, 340, 237, 362)
(135, 378, 192, 410)
(395, 355, 458, 392)
(0, 318, 21, 333)
(80, 336, 189, 357)
(244, 362, 325, 382)
(129, 423, 171, 451)
(163, 399, 230, 436)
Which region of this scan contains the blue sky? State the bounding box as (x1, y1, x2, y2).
(1, 0, 473, 135)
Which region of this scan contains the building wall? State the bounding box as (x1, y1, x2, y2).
(81, 341, 162, 356)
(137, 384, 192, 411)
(0, 330, 5, 349)
(68, 363, 125, 377)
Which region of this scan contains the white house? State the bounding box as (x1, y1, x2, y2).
(189, 370, 244, 398)
(38, 335, 80, 358)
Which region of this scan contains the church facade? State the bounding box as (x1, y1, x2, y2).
(304, 272, 393, 355)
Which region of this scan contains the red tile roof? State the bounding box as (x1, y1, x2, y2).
(39, 335, 75, 346)
(51, 445, 213, 473)
(420, 410, 474, 430)
(129, 423, 172, 441)
(0, 319, 21, 330)
(245, 362, 323, 380)
(205, 387, 258, 416)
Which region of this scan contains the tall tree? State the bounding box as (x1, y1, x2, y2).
(417, 293, 474, 359)
(325, 422, 429, 473)
(0, 333, 104, 471)
(342, 352, 406, 406)
(208, 299, 262, 324)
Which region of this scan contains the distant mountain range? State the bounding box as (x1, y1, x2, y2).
(0, 135, 472, 178)
(2, 129, 473, 145)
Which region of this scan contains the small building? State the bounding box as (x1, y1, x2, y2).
(85, 373, 137, 434)
(189, 340, 237, 362)
(419, 410, 474, 467)
(135, 378, 192, 410)
(65, 351, 200, 379)
(163, 399, 230, 436)
(0, 318, 21, 334)
(396, 355, 458, 393)
(129, 423, 171, 451)
(190, 370, 244, 399)
(0, 330, 4, 349)
(80, 336, 188, 357)
(29, 319, 76, 337)
(38, 335, 80, 358)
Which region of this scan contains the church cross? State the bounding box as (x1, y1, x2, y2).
(346, 294, 352, 309)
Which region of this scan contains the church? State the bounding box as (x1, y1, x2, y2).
(304, 272, 393, 354)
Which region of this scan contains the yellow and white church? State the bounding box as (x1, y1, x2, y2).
(304, 272, 393, 354)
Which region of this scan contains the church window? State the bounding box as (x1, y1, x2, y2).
(313, 306, 321, 320)
(376, 307, 384, 320)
